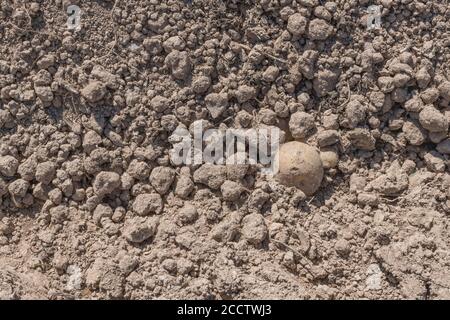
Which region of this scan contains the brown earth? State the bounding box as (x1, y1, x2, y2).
(0, 0, 449, 299)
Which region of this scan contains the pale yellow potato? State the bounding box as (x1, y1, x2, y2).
(276, 141, 324, 195)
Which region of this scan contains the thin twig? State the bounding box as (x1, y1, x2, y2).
(270, 239, 315, 277)
(232, 42, 288, 64)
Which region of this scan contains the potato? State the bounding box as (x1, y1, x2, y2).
(276, 141, 324, 195)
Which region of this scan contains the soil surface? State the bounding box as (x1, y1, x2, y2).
(0, 0, 450, 300)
